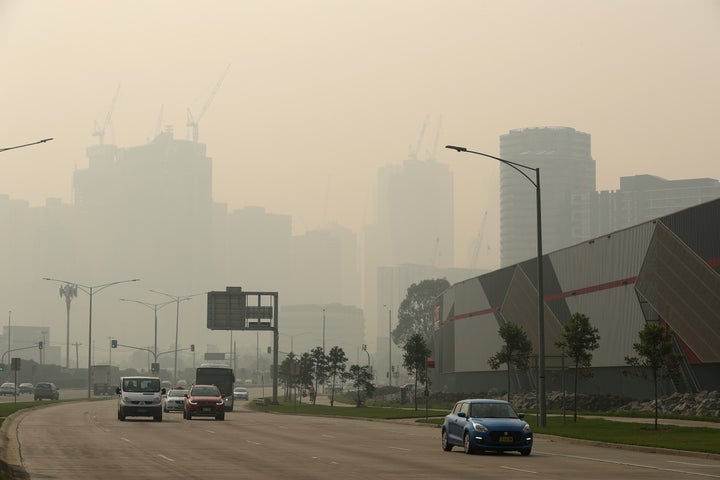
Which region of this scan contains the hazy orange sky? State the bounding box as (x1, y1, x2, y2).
(2, 0, 719, 270)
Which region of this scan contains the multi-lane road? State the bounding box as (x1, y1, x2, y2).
(1, 392, 719, 480)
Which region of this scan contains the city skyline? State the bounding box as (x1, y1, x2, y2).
(2, 1, 719, 272)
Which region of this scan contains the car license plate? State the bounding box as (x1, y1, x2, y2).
(202, 407, 211, 412)
(499, 435, 513, 443)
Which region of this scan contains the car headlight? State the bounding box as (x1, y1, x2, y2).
(216, 400, 224, 406)
(470, 421, 488, 433)
(188, 399, 197, 405)
(522, 423, 532, 434)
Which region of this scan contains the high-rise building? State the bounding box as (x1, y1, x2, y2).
(364, 155, 454, 353)
(596, 175, 720, 234)
(499, 127, 595, 267)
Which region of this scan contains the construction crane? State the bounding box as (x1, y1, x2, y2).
(408, 114, 429, 160)
(470, 210, 489, 268)
(187, 64, 230, 142)
(93, 85, 120, 145)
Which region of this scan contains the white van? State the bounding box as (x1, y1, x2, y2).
(116, 376, 166, 421)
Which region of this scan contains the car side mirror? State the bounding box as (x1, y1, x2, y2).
(457, 412, 466, 418)
(161, 388, 166, 395)
(115, 387, 121, 395)
(518, 413, 525, 419)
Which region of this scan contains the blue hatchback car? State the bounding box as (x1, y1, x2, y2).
(441, 399, 533, 455)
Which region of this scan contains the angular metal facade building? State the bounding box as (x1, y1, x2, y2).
(433, 199, 720, 399)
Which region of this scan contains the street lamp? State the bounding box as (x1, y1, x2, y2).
(361, 344, 371, 372)
(383, 304, 392, 387)
(43, 277, 140, 398)
(59, 284, 78, 369)
(280, 332, 312, 354)
(119, 298, 175, 364)
(446, 144, 546, 427)
(149, 289, 204, 385)
(0, 137, 53, 153)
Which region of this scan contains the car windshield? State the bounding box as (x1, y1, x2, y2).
(123, 378, 160, 392)
(167, 390, 185, 397)
(192, 387, 220, 396)
(470, 403, 517, 418)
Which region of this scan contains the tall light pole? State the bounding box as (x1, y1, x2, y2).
(322, 308, 326, 353)
(446, 144, 546, 427)
(383, 304, 392, 387)
(119, 298, 174, 364)
(150, 290, 203, 385)
(59, 284, 77, 369)
(43, 277, 140, 398)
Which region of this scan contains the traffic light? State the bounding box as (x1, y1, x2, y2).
(111, 339, 117, 348)
(0, 363, 4, 372)
(190, 344, 195, 352)
(151, 362, 159, 373)
(38, 341, 43, 350)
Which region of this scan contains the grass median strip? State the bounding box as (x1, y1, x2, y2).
(250, 400, 719, 455)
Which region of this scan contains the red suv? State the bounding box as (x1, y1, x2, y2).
(183, 384, 225, 421)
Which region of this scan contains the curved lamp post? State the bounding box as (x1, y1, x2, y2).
(43, 277, 140, 398)
(149, 289, 204, 385)
(446, 144, 546, 427)
(119, 298, 175, 364)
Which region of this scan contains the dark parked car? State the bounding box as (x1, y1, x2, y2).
(18, 383, 34, 394)
(34, 382, 60, 401)
(441, 399, 532, 455)
(184, 384, 225, 421)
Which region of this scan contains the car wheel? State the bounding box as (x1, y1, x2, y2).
(186, 411, 192, 420)
(216, 413, 225, 421)
(34, 397, 38, 401)
(463, 432, 474, 454)
(441, 429, 453, 451)
(118, 409, 126, 421)
(520, 448, 531, 456)
(154, 413, 162, 422)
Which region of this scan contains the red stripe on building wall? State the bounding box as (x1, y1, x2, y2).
(707, 258, 720, 268)
(545, 277, 637, 302)
(442, 256, 719, 325)
(443, 277, 636, 325)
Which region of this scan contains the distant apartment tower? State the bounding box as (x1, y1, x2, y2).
(290, 222, 361, 307)
(73, 129, 214, 288)
(363, 155, 454, 353)
(596, 175, 720, 234)
(499, 127, 595, 267)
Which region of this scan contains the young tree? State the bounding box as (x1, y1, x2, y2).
(327, 346, 348, 407)
(296, 352, 315, 404)
(310, 346, 328, 405)
(624, 322, 682, 430)
(555, 312, 600, 421)
(394, 278, 450, 348)
(402, 333, 431, 410)
(347, 364, 375, 407)
(488, 322, 532, 402)
(278, 353, 297, 401)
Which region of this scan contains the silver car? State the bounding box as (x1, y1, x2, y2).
(0, 382, 17, 396)
(163, 388, 187, 412)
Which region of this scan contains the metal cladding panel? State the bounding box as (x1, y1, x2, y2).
(436, 289, 455, 374)
(550, 222, 655, 294)
(500, 266, 563, 357)
(660, 198, 720, 272)
(636, 221, 720, 363)
(454, 311, 503, 372)
(564, 287, 646, 367)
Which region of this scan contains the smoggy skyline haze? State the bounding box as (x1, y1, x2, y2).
(2, 0, 719, 270)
